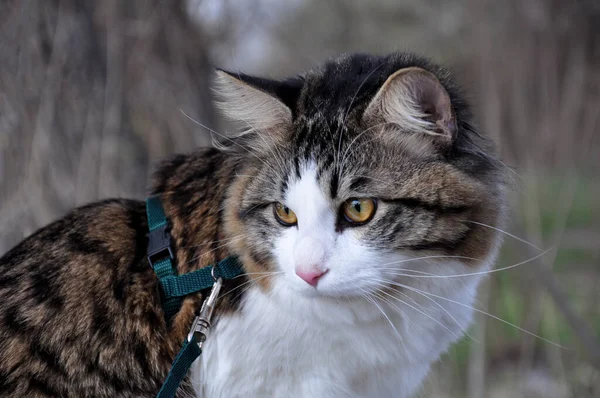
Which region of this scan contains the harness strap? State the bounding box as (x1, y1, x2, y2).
(145, 196, 245, 398)
(146, 196, 181, 321)
(160, 256, 243, 298)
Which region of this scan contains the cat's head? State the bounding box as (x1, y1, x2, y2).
(219, 53, 506, 301)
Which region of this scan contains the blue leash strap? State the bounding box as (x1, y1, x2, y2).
(145, 196, 244, 398)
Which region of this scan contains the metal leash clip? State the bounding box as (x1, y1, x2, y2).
(187, 266, 223, 348)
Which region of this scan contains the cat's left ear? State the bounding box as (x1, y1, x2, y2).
(213, 70, 294, 133)
(362, 67, 457, 144)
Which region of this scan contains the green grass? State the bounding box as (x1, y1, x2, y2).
(554, 247, 595, 271)
(521, 174, 598, 236)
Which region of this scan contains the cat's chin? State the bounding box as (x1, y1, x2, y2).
(292, 287, 337, 299)
(266, 280, 388, 325)
(278, 277, 368, 301)
(282, 281, 333, 298)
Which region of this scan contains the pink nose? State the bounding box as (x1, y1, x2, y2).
(295, 268, 328, 286)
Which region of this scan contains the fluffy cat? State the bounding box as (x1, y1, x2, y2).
(0, 53, 506, 398)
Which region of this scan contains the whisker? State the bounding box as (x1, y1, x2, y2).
(343, 62, 386, 124)
(359, 288, 411, 362)
(350, 174, 395, 187)
(307, 97, 334, 140)
(218, 273, 275, 300)
(177, 234, 249, 250)
(231, 272, 283, 304)
(237, 116, 288, 176)
(239, 201, 270, 219)
(180, 110, 280, 176)
(376, 255, 481, 268)
(336, 62, 387, 181)
(370, 283, 463, 340)
(389, 281, 567, 349)
(379, 268, 473, 293)
(372, 279, 477, 343)
(234, 271, 285, 277)
(379, 249, 552, 279)
(496, 158, 523, 182)
(339, 123, 389, 170)
(378, 268, 441, 276)
(235, 173, 273, 186)
(185, 235, 248, 265)
(463, 220, 543, 251)
(230, 277, 267, 303)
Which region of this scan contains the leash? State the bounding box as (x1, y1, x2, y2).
(145, 196, 244, 398)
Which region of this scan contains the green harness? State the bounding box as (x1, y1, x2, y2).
(145, 196, 244, 398)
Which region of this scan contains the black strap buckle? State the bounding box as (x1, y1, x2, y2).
(147, 225, 173, 267)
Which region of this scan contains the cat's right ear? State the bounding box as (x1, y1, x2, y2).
(213, 70, 293, 136)
(362, 67, 457, 146)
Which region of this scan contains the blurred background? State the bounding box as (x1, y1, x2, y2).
(0, 0, 598, 396)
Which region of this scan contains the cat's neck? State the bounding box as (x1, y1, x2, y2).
(148, 148, 251, 341)
(150, 148, 240, 275)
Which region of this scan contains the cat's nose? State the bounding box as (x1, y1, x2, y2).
(295, 268, 328, 286)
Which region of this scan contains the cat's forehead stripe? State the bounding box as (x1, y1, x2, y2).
(282, 160, 340, 203)
(329, 171, 339, 199)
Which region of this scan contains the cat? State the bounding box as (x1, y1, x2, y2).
(0, 52, 506, 398)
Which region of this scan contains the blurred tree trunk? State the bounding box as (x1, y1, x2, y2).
(468, 0, 600, 170)
(0, 0, 217, 253)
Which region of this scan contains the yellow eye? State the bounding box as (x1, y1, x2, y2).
(342, 198, 377, 224)
(273, 202, 298, 226)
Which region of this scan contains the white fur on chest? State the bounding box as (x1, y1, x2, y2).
(191, 274, 479, 398)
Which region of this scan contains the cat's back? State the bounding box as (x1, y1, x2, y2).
(0, 148, 236, 397)
(0, 199, 169, 397)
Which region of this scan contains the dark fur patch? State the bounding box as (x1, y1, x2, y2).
(29, 340, 68, 377)
(30, 268, 65, 310)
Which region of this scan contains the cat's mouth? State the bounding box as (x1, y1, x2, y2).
(278, 273, 341, 298)
(281, 273, 385, 300)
